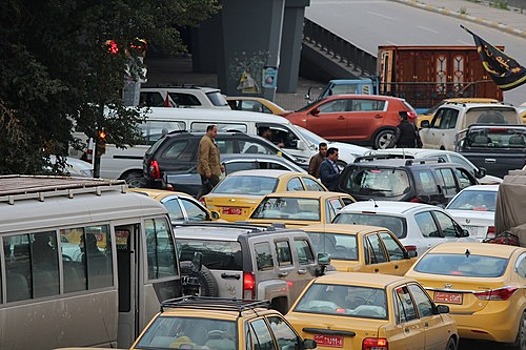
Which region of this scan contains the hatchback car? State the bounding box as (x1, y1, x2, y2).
(333, 201, 472, 256)
(201, 170, 327, 222)
(445, 185, 499, 241)
(131, 296, 316, 350)
(303, 224, 417, 276)
(226, 96, 286, 115)
(246, 191, 355, 228)
(337, 158, 478, 206)
(286, 272, 458, 350)
(405, 242, 526, 347)
(283, 94, 417, 149)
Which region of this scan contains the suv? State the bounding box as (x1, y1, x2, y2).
(131, 296, 316, 350)
(173, 222, 329, 313)
(143, 131, 304, 188)
(337, 157, 478, 206)
(140, 84, 231, 109)
(419, 101, 520, 150)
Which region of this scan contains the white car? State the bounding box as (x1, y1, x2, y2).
(445, 184, 498, 241)
(333, 200, 475, 256)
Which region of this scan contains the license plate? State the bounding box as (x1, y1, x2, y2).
(221, 207, 243, 215)
(313, 334, 344, 348)
(433, 291, 463, 305)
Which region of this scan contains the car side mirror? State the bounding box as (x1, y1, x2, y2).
(435, 304, 450, 314)
(192, 251, 203, 273)
(405, 249, 418, 258)
(210, 210, 221, 220)
(475, 166, 487, 179)
(316, 252, 331, 276)
(296, 140, 305, 150)
(458, 229, 470, 238)
(421, 120, 430, 128)
(311, 107, 320, 116)
(302, 339, 317, 349)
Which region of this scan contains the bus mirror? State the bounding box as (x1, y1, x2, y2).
(192, 252, 203, 273)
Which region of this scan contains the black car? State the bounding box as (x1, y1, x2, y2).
(162, 153, 307, 197)
(143, 130, 305, 188)
(336, 157, 479, 206)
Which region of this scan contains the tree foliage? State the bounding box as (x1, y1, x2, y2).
(0, 0, 220, 175)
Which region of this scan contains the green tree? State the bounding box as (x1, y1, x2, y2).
(0, 0, 220, 176)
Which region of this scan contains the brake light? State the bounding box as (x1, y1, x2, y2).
(409, 197, 420, 203)
(486, 226, 496, 239)
(363, 337, 388, 350)
(243, 272, 256, 299)
(148, 160, 161, 179)
(85, 148, 93, 162)
(473, 287, 518, 301)
(406, 110, 418, 121)
(199, 197, 206, 206)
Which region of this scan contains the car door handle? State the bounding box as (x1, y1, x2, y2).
(485, 158, 496, 163)
(297, 269, 307, 274)
(337, 116, 345, 120)
(374, 114, 383, 119)
(279, 271, 289, 277)
(221, 273, 241, 280)
(374, 268, 379, 273)
(424, 322, 429, 327)
(404, 327, 410, 333)
(394, 265, 399, 269)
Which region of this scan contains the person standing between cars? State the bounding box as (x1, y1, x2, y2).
(320, 147, 340, 191)
(308, 142, 327, 178)
(197, 124, 224, 198)
(394, 111, 422, 148)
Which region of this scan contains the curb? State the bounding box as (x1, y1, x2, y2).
(392, 0, 526, 40)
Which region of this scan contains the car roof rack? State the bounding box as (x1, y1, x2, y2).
(161, 296, 271, 316)
(353, 154, 397, 163)
(175, 222, 276, 232)
(405, 157, 445, 166)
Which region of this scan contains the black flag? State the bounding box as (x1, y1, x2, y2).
(462, 25, 526, 91)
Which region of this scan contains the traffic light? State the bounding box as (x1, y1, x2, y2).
(128, 38, 147, 58)
(96, 128, 107, 156)
(104, 40, 119, 55)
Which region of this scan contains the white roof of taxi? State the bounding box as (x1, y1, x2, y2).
(340, 200, 437, 215)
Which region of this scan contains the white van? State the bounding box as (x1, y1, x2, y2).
(94, 108, 369, 185)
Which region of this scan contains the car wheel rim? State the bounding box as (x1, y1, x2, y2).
(519, 313, 526, 350)
(378, 133, 394, 149)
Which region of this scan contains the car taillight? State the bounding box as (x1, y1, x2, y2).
(404, 245, 417, 252)
(85, 148, 93, 162)
(199, 197, 206, 206)
(407, 110, 418, 121)
(243, 272, 256, 299)
(363, 337, 388, 350)
(409, 197, 420, 203)
(473, 287, 518, 301)
(486, 226, 496, 239)
(148, 160, 161, 179)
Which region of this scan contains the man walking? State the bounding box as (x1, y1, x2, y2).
(197, 124, 224, 198)
(308, 142, 327, 178)
(395, 111, 422, 148)
(320, 147, 340, 191)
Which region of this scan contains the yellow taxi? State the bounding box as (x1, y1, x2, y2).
(226, 96, 286, 115)
(418, 97, 500, 127)
(128, 188, 221, 223)
(201, 170, 327, 222)
(405, 242, 526, 346)
(303, 224, 417, 276)
(130, 296, 316, 350)
(245, 191, 355, 228)
(286, 272, 458, 350)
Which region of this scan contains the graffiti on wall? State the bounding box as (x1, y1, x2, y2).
(228, 50, 269, 94)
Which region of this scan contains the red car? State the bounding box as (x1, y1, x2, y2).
(283, 94, 417, 149)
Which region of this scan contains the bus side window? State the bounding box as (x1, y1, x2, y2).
(145, 218, 177, 280)
(82, 226, 114, 290)
(60, 228, 87, 293)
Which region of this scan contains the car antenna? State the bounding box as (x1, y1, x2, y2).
(369, 198, 378, 208)
(465, 249, 470, 257)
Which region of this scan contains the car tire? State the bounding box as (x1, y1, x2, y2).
(123, 171, 145, 188)
(373, 129, 396, 150)
(445, 337, 457, 350)
(512, 311, 526, 350)
(180, 261, 219, 297)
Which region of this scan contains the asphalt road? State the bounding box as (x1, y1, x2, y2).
(305, 0, 526, 106)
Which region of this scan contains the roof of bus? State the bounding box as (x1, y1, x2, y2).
(143, 107, 292, 124)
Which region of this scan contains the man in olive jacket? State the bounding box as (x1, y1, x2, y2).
(197, 124, 224, 198)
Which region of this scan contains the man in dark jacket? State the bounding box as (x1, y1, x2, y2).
(320, 147, 340, 191)
(395, 111, 422, 148)
(308, 142, 327, 178)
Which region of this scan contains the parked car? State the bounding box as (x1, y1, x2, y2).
(46, 155, 94, 178)
(283, 94, 418, 149)
(201, 170, 327, 222)
(333, 201, 473, 256)
(127, 188, 220, 224)
(364, 147, 502, 184)
(140, 84, 230, 109)
(417, 98, 500, 128)
(143, 131, 303, 188)
(303, 223, 417, 275)
(445, 185, 499, 241)
(337, 157, 479, 206)
(246, 191, 355, 228)
(419, 102, 520, 150)
(286, 272, 458, 350)
(405, 242, 526, 347)
(162, 153, 306, 197)
(173, 222, 329, 312)
(131, 296, 316, 349)
(226, 96, 286, 115)
(455, 124, 526, 178)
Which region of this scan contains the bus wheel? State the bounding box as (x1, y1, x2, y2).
(180, 261, 219, 297)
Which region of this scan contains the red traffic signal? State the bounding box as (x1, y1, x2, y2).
(104, 40, 119, 55)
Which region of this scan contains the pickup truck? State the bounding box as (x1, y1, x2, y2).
(455, 124, 526, 178)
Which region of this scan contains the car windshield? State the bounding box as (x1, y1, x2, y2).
(306, 232, 358, 260)
(333, 213, 406, 239)
(177, 239, 243, 270)
(414, 253, 508, 277)
(212, 176, 278, 195)
(294, 283, 387, 319)
(446, 189, 497, 211)
(294, 125, 327, 146)
(341, 167, 410, 198)
(135, 315, 237, 349)
(251, 197, 321, 221)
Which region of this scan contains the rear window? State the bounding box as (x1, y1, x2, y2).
(307, 232, 358, 260)
(464, 107, 518, 126)
(333, 213, 406, 239)
(447, 189, 497, 211)
(467, 127, 526, 148)
(212, 176, 278, 195)
(294, 283, 387, 319)
(251, 197, 320, 221)
(341, 167, 410, 198)
(177, 239, 242, 270)
(206, 91, 229, 107)
(414, 253, 508, 277)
